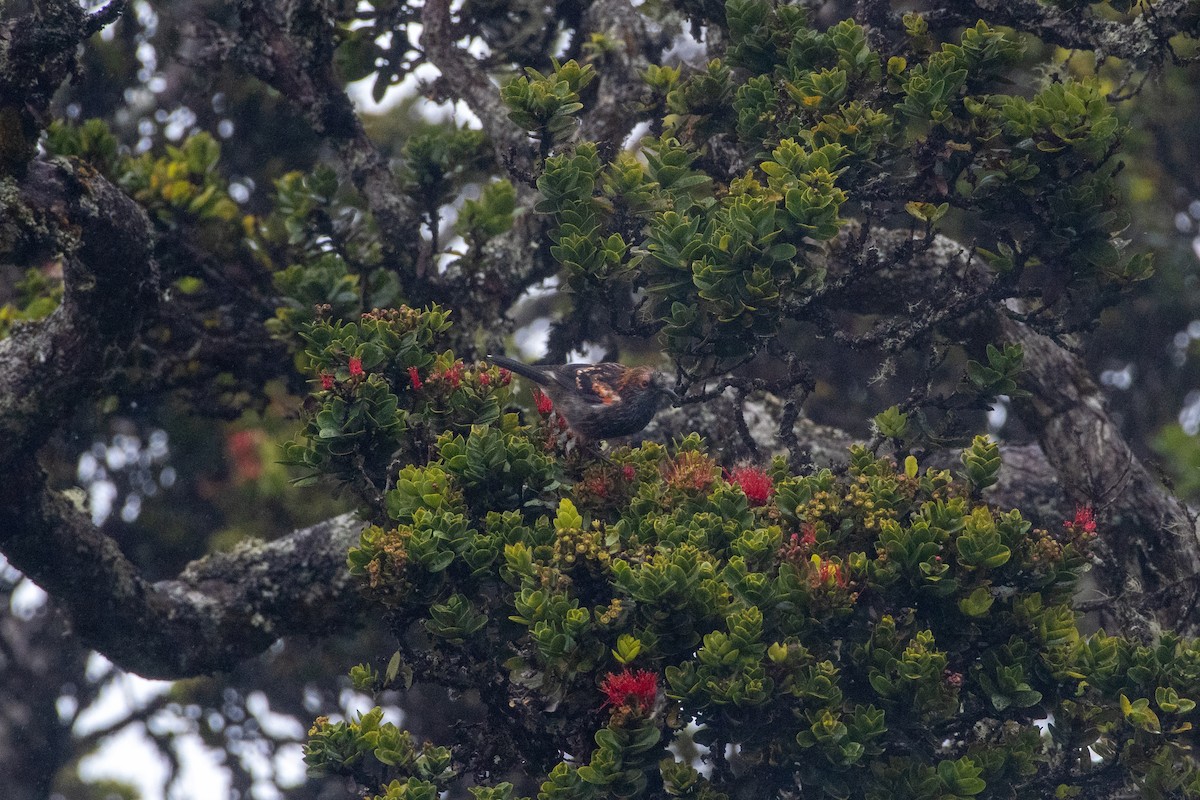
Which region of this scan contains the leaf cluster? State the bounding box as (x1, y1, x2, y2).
(304, 308, 1200, 800)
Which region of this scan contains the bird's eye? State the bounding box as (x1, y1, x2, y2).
(638, 373, 650, 388)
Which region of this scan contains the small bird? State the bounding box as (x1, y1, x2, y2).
(487, 355, 680, 442)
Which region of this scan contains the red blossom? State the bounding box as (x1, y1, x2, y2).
(479, 371, 491, 387)
(533, 387, 554, 415)
(813, 560, 849, 589)
(320, 373, 334, 391)
(348, 357, 365, 378)
(1066, 505, 1097, 535)
(579, 474, 610, 500)
(622, 464, 636, 482)
(728, 465, 775, 506)
(498, 368, 512, 386)
(408, 366, 423, 390)
(430, 363, 464, 389)
(781, 525, 818, 567)
(600, 669, 658, 713)
(821, 563, 841, 586)
(226, 429, 265, 483)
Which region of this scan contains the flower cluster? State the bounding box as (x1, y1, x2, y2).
(727, 465, 775, 506)
(226, 429, 265, 483)
(533, 387, 554, 415)
(1065, 505, 1098, 536)
(664, 450, 718, 494)
(317, 355, 369, 391)
(810, 555, 849, 590)
(600, 669, 658, 715)
(430, 361, 465, 388)
(574, 462, 639, 509)
(780, 523, 818, 566)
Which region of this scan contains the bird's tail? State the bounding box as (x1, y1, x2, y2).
(486, 354, 551, 386)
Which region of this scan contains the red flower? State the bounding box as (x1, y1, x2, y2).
(438, 362, 464, 389)
(320, 373, 334, 391)
(498, 368, 512, 386)
(349, 357, 364, 378)
(479, 371, 491, 387)
(622, 464, 636, 482)
(600, 669, 658, 713)
(799, 523, 817, 548)
(533, 387, 554, 415)
(408, 366, 423, 390)
(816, 561, 849, 589)
(1066, 505, 1097, 535)
(226, 429, 265, 483)
(579, 474, 610, 500)
(728, 465, 774, 506)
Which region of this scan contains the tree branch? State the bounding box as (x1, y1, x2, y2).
(0, 462, 371, 680)
(923, 0, 1198, 71)
(420, 0, 538, 179)
(994, 313, 1200, 638)
(0, 158, 159, 462)
(0, 0, 127, 175)
(220, 0, 421, 284)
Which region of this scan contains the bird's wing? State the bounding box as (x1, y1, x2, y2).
(551, 363, 629, 406)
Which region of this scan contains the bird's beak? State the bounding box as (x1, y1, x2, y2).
(662, 387, 681, 404)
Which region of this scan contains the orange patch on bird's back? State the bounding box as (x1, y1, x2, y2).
(591, 377, 620, 404)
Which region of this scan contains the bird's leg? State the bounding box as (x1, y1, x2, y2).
(586, 440, 615, 467)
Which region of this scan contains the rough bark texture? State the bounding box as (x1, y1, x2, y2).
(997, 314, 1200, 638)
(0, 476, 370, 679)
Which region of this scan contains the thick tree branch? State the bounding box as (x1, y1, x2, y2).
(221, 0, 420, 282)
(421, 0, 537, 178)
(994, 314, 1200, 638)
(0, 158, 377, 680)
(924, 0, 1198, 71)
(0, 158, 158, 461)
(577, 0, 672, 150)
(0, 0, 127, 176)
(796, 226, 1200, 637)
(0, 463, 371, 680)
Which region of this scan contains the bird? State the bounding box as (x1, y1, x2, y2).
(486, 355, 680, 442)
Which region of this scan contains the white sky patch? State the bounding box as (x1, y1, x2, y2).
(10, 577, 48, 620)
(246, 691, 307, 741)
(622, 121, 653, 151)
(74, 665, 172, 736)
(514, 317, 552, 360)
(567, 342, 606, 363)
(73, 666, 233, 800)
(77, 724, 170, 798)
(343, 21, 492, 132)
(987, 396, 1009, 433)
(661, 26, 708, 67)
(70, 665, 318, 799)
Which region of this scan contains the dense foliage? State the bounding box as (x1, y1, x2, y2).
(292, 307, 1196, 799)
(6, 0, 1200, 798)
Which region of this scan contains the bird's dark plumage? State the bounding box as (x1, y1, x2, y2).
(486, 355, 678, 442)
